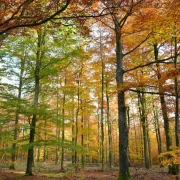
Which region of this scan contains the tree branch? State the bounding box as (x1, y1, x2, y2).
(120, 0, 144, 28)
(129, 88, 176, 97)
(124, 55, 177, 73)
(52, 12, 111, 20)
(123, 33, 152, 56)
(0, 0, 34, 27)
(0, 0, 71, 35)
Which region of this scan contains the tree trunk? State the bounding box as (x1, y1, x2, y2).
(75, 69, 82, 167)
(44, 118, 47, 162)
(37, 147, 40, 162)
(115, 24, 129, 180)
(105, 81, 113, 168)
(97, 107, 101, 163)
(71, 96, 75, 164)
(61, 76, 66, 171)
(133, 120, 139, 161)
(138, 92, 150, 169)
(10, 58, 25, 169)
(153, 44, 175, 174)
(154, 44, 172, 151)
(146, 119, 152, 168)
(99, 29, 105, 171)
(126, 107, 130, 166)
(75, 90, 79, 166)
(81, 99, 85, 168)
(55, 88, 60, 165)
(153, 101, 162, 161)
(87, 115, 90, 163)
(25, 29, 45, 175)
(139, 119, 144, 163)
(173, 28, 179, 178)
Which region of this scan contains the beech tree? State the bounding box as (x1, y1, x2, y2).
(97, 1, 151, 179)
(0, 35, 31, 169)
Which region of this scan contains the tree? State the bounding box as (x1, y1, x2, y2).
(0, 35, 31, 169)
(25, 28, 45, 175)
(23, 25, 83, 175)
(98, 1, 150, 179)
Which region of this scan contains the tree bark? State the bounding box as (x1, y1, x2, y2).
(115, 24, 129, 180)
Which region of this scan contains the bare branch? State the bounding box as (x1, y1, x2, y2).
(119, 0, 144, 28)
(52, 12, 111, 20)
(98, 18, 115, 30)
(124, 55, 176, 73)
(129, 88, 175, 97)
(123, 33, 152, 56)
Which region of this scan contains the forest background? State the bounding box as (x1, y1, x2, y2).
(0, 0, 179, 180)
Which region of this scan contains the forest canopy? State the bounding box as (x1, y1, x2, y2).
(0, 0, 179, 180)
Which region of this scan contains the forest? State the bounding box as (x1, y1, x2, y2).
(0, 0, 179, 180)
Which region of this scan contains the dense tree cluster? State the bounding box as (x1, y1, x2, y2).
(0, 0, 179, 179)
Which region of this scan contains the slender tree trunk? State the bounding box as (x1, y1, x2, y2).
(154, 44, 172, 151)
(153, 102, 162, 161)
(100, 29, 105, 171)
(72, 96, 75, 164)
(75, 69, 82, 167)
(173, 25, 179, 148)
(37, 147, 40, 162)
(55, 89, 60, 165)
(75, 91, 79, 166)
(138, 92, 150, 169)
(153, 44, 175, 174)
(43, 118, 47, 162)
(81, 99, 85, 168)
(144, 96, 152, 168)
(61, 76, 66, 171)
(105, 118, 108, 164)
(105, 81, 113, 168)
(25, 30, 45, 175)
(97, 107, 101, 163)
(139, 120, 144, 163)
(173, 27, 179, 178)
(87, 115, 90, 163)
(146, 119, 152, 168)
(133, 120, 139, 161)
(10, 58, 25, 169)
(126, 107, 130, 166)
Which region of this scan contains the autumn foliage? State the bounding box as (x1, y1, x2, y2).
(0, 0, 180, 179)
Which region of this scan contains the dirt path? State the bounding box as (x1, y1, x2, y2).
(0, 167, 177, 180)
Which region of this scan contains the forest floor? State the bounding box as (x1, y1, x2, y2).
(0, 161, 178, 180)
